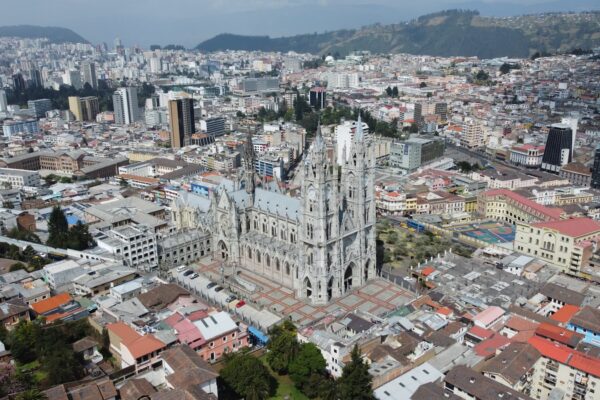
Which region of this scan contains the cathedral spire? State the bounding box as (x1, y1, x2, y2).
(243, 129, 256, 194)
(355, 113, 364, 142)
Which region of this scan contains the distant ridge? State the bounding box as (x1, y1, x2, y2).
(196, 10, 600, 58)
(0, 25, 88, 44)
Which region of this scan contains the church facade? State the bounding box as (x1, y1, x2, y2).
(174, 118, 376, 305)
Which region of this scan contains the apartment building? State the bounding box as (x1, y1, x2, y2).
(514, 217, 600, 276)
(0, 168, 40, 188)
(559, 162, 592, 187)
(96, 225, 159, 271)
(528, 335, 600, 400)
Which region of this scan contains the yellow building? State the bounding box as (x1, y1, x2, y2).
(514, 217, 600, 276)
(478, 189, 564, 225)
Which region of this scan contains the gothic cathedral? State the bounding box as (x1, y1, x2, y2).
(207, 117, 376, 305)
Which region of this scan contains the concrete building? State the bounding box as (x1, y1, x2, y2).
(389, 136, 445, 172)
(113, 87, 140, 125)
(157, 229, 212, 268)
(309, 87, 326, 109)
(461, 120, 485, 148)
(43, 259, 87, 291)
(96, 225, 159, 271)
(529, 335, 600, 400)
(592, 144, 600, 189)
(27, 99, 52, 118)
(335, 118, 370, 165)
(81, 61, 97, 89)
(509, 144, 545, 167)
(239, 77, 279, 94)
(202, 117, 226, 137)
(69, 96, 100, 122)
(168, 98, 195, 148)
(514, 217, 600, 276)
(541, 124, 573, 173)
(2, 119, 39, 137)
(63, 69, 82, 89)
(0, 89, 7, 112)
(559, 162, 592, 187)
(0, 168, 40, 189)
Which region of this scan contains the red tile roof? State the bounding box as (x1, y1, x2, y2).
(30, 293, 72, 315)
(528, 336, 572, 364)
(468, 325, 494, 340)
(474, 333, 511, 358)
(550, 305, 580, 324)
(531, 218, 600, 238)
(107, 322, 141, 345)
(126, 335, 165, 359)
(529, 336, 600, 378)
(535, 323, 583, 348)
(421, 266, 435, 277)
(482, 189, 564, 220)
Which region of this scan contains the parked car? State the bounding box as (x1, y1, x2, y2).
(214, 286, 224, 292)
(190, 273, 199, 279)
(176, 265, 187, 272)
(183, 270, 194, 276)
(236, 300, 246, 308)
(225, 295, 236, 303)
(207, 282, 218, 289)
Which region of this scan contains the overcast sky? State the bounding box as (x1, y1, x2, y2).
(2, 0, 597, 47)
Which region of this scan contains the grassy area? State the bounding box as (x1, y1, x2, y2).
(18, 360, 47, 385)
(259, 355, 309, 400)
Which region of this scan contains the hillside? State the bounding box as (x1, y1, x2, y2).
(196, 10, 600, 58)
(0, 25, 88, 44)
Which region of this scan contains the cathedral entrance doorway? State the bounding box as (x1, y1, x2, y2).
(327, 277, 334, 301)
(304, 278, 312, 299)
(344, 263, 354, 292)
(218, 241, 228, 261)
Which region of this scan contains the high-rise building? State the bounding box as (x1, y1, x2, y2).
(461, 120, 484, 148)
(81, 62, 97, 89)
(0, 90, 7, 113)
(69, 96, 100, 122)
(12, 73, 26, 93)
(592, 145, 600, 189)
(112, 87, 140, 125)
(149, 57, 162, 74)
(309, 87, 326, 109)
(203, 117, 226, 137)
(28, 68, 43, 88)
(63, 70, 82, 89)
(168, 98, 195, 148)
(27, 99, 52, 118)
(541, 124, 573, 173)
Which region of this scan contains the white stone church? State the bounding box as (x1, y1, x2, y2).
(172, 118, 376, 305)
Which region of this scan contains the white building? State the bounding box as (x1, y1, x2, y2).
(112, 87, 140, 125)
(96, 225, 158, 271)
(63, 69, 82, 89)
(335, 119, 370, 164)
(509, 144, 545, 167)
(0, 168, 40, 189)
(0, 89, 8, 113)
(43, 259, 87, 291)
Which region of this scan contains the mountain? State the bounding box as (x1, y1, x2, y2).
(196, 10, 600, 58)
(0, 25, 88, 44)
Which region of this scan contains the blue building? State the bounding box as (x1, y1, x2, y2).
(567, 306, 600, 347)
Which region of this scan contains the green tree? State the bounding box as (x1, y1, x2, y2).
(47, 206, 68, 248)
(266, 327, 299, 374)
(219, 352, 276, 400)
(385, 86, 392, 97)
(392, 86, 399, 97)
(289, 343, 326, 395)
(66, 221, 95, 251)
(337, 346, 375, 400)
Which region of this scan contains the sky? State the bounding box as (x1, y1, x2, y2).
(1, 0, 598, 47)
